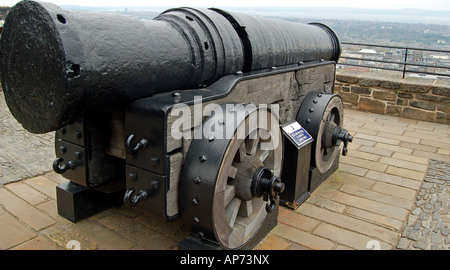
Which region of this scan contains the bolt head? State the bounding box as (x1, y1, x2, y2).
(74, 151, 82, 159)
(193, 176, 202, 184)
(192, 198, 199, 205)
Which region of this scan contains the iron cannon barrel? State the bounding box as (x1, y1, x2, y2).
(0, 1, 341, 134)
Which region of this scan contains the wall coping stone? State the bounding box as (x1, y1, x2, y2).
(337, 71, 449, 96)
(335, 70, 450, 124)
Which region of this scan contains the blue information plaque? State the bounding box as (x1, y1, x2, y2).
(281, 121, 313, 149)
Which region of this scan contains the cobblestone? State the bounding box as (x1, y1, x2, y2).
(0, 94, 55, 185)
(397, 159, 450, 250)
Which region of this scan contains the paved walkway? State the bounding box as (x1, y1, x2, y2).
(1, 93, 449, 250)
(0, 95, 55, 185)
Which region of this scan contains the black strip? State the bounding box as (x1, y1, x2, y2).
(209, 8, 253, 72)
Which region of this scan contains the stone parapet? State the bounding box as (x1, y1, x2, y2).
(335, 71, 450, 124)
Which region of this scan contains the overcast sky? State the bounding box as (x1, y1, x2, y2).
(2, 0, 450, 11)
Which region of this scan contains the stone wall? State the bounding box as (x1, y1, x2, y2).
(335, 72, 450, 124)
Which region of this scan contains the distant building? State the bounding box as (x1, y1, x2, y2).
(412, 51, 423, 62)
(339, 42, 449, 80)
(358, 49, 377, 55)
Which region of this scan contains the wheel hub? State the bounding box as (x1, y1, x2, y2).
(233, 155, 263, 201)
(232, 155, 285, 212)
(251, 167, 285, 213)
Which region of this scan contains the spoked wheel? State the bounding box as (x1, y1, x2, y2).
(180, 104, 283, 249)
(297, 92, 351, 174)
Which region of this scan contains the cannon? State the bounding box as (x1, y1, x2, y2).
(0, 0, 352, 250)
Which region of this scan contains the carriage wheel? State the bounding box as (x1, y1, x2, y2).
(180, 104, 283, 249)
(297, 92, 345, 174)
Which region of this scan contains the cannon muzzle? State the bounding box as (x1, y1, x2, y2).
(0, 0, 340, 133)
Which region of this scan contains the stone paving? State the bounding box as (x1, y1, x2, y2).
(0, 94, 55, 185)
(1, 90, 450, 250)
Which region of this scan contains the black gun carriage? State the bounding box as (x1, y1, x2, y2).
(0, 0, 352, 249)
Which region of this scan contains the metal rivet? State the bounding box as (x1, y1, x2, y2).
(200, 155, 207, 162)
(194, 217, 200, 223)
(306, 119, 311, 124)
(271, 66, 277, 70)
(128, 172, 137, 182)
(218, 119, 225, 126)
(74, 131, 82, 139)
(74, 151, 82, 159)
(198, 231, 205, 237)
(192, 198, 199, 205)
(151, 180, 159, 190)
(151, 157, 160, 167)
(59, 146, 67, 154)
(298, 61, 304, 65)
(172, 92, 181, 97)
(313, 99, 318, 104)
(309, 108, 314, 113)
(317, 94, 323, 97)
(208, 135, 215, 142)
(194, 176, 202, 184)
(235, 71, 243, 76)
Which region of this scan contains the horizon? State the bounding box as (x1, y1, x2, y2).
(1, 1, 450, 26)
(57, 4, 450, 26)
(2, 0, 450, 12)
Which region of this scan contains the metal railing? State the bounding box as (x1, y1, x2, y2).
(338, 42, 450, 79)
